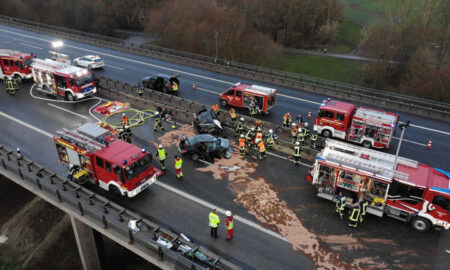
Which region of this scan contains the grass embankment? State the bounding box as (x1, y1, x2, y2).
(268, 54, 364, 85)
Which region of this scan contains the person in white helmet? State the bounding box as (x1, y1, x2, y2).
(303, 122, 310, 136)
(293, 141, 301, 165)
(225, 211, 234, 240)
(265, 129, 278, 149)
(156, 144, 168, 170)
(121, 113, 129, 127)
(235, 117, 245, 137)
(245, 127, 255, 147)
(153, 111, 164, 131)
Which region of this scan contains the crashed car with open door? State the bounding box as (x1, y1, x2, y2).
(193, 105, 222, 135)
(142, 73, 180, 95)
(179, 134, 232, 162)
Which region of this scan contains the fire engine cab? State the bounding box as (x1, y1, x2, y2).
(314, 99, 398, 149)
(219, 83, 277, 114)
(54, 123, 163, 198)
(0, 49, 36, 83)
(309, 139, 450, 232)
(31, 53, 96, 101)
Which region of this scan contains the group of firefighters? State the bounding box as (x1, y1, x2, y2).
(335, 192, 372, 228)
(232, 112, 278, 160)
(3, 77, 19, 95)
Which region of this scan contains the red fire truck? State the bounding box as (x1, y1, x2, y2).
(308, 139, 450, 232)
(0, 49, 36, 83)
(314, 99, 398, 149)
(54, 123, 163, 198)
(31, 56, 96, 101)
(219, 83, 277, 114)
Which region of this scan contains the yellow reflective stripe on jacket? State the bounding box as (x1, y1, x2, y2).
(227, 220, 233, 230)
(209, 213, 220, 227)
(157, 149, 166, 160)
(175, 158, 183, 169)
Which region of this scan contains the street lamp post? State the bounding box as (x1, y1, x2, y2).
(394, 121, 410, 166)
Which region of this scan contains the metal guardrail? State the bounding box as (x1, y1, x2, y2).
(0, 145, 240, 270)
(0, 14, 447, 122)
(95, 75, 322, 162)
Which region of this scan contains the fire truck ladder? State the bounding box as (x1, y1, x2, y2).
(324, 139, 417, 181)
(57, 128, 107, 152)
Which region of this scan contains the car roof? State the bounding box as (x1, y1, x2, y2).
(83, 55, 101, 60)
(156, 73, 171, 79)
(189, 134, 218, 144)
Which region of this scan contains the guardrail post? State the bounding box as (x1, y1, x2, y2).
(102, 215, 108, 229)
(56, 189, 62, 202)
(128, 229, 134, 244)
(17, 156, 23, 166)
(18, 168, 23, 179)
(1, 159, 6, 170)
(78, 201, 84, 216)
(158, 246, 165, 260)
(27, 162, 33, 172)
(36, 178, 41, 189)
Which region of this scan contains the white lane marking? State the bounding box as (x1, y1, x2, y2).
(19, 42, 43, 50)
(0, 111, 53, 138)
(266, 152, 313, 167)
(197, 87, 219, 95)
(105, 64, 125, 71)
(278, 93, 321, 105)
(1, 27, 448, 137)
(392, 136, 427, 147)
(48, 103, 90, 120)
(155, 181, 289, 243)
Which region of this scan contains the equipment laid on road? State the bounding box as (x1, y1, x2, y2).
(314, 99, 399, 149)
(54, 123, 163, 197)
(0, 49, 36, 83)
(31, 52, 96, 101)
(93, 101, 129, 116)
(309, 139, 450, 232)
(220, 82, 277, 115)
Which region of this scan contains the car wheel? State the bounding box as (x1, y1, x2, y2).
(88, 65, 92, 70)
(66, 92, 75, 101)
(220, 99, 228, 107)
(410, 216, 431, 232)
(322, 130, 332, 138)
(74, 61, 79, 66)
(14, 75, 23, 84)
(109, 185, 123, 198)
(362, 140, 372, 148)
(191, 153, 199, 161)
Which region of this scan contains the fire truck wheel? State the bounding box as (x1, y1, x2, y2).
(220, 99, 228, 107)
(109, 185, 122, 197)
(322, 130, 332, 138)
(410, 216, 431, 232)
(65, 92, 75, 101)
(14, 75, 23, 84)
(362, 140, 372, 148)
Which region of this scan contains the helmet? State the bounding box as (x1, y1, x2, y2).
(240, 134, 244, 138)
(298, 128, 302, 132)
(269, 129, 273, 133)
(240, 117, 244, 122)
(257, 127, 262, 132)
(295, 141, 300, 145)
(155, 111, 159, 115)
(304, 123, 309, 127)
(159, 144, 163, 149)
(226, 211, 232, 217)
(122, 113, 126, 116)
(251, 127, 255, 131)
(292, 123, 297, 126)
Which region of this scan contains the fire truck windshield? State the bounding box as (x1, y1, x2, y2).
(124, 154, 152, 181)
(23, 59, 33, 67)
(75, 73, 94, 86)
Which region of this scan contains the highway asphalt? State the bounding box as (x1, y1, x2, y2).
(0, 23, 449, 270)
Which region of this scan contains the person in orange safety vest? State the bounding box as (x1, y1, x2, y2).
(238, 134, 246, 155)
(257, 140, 266, 160)
(283, 113, 292, 127)
(121, 113, 129, 127)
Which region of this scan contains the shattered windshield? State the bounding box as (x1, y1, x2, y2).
(124, 154, 152, 181)
(75, 73, 94, 86)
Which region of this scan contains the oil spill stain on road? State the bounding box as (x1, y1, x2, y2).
(156, 124, 196, 148)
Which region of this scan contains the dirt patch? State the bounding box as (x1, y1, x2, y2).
(156, 124, 196, 148)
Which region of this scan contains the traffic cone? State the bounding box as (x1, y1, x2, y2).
(427, 139, 432, 149)
(192, 82, 196, 90)
(307, 111, 312, 119)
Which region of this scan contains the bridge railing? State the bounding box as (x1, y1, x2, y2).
(0, 145, 241, 270)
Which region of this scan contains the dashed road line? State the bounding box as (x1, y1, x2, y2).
(105, 64, 125, 71)
(19, 42, 43, 50)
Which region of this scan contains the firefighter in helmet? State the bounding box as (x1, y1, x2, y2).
(249, 98, 258, 117)
(5, 77, 18, 95)
(264, 129, 278, 149)
(257, 140, 266, 160)
(136, 82, 144, 96)
(121, 113, 129, 127)
(238, 134, 247, 156)
(310, 130, 318, 148)
(245, 127, 255, 148)
(293, 141, 301, 166)
(153, 111, 164, 131)
(283, 112, 292, 127)
(235, 117, 245, 137)
(156, 144, 168, 171)
(229, 108, 237, 123)
(212, 104, 220, 116)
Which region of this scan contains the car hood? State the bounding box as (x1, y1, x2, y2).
(219, 138, 231, 149)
